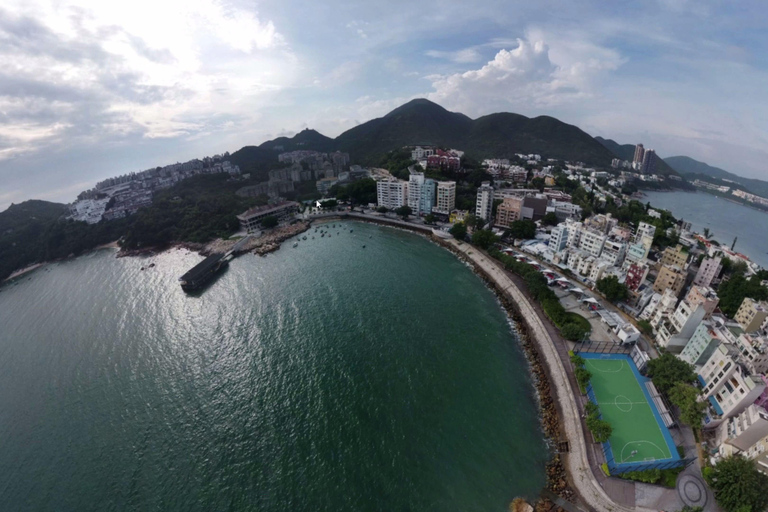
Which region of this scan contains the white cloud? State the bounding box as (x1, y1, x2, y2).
(425, 48, 482, 63)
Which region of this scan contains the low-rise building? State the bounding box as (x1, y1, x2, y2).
(237, 202, 298, 233)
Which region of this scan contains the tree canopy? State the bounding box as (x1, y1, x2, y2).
(394, 205, 412, 219)
(717, 274, 768, 317)
(471, 229, 499, 250)
(449, 222, 467, 240)
(705, 456, 768, 512)
(668, 383, 706, 431)
(542, 212, 560, 226)
(596, 276, 629, 303)
(508, 219, 536, 240)
(646, 353, 697, 395)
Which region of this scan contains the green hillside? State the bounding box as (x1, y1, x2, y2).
(231, 99, 617, 172)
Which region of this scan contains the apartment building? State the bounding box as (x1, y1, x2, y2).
(475, 182, 494, 221)
(656, 300, 706, 352)
(685, 285, 720, 317)
(580, 228, 607, 258)
(601, 239, 627, 266)
(548, 224, 569, 252)
(733, 333, 768, 374)
(716, 404, 768, 455)
(653, 264, 686, 296)
(433, 181, 456, 214)
(376, 178, 408, 209)
(699, 344, 767, 425)
(694, 256, 723, 288)
(495, 196, 524, 228)
(660, 244, 689, 269)
(735, 298, 768, 332)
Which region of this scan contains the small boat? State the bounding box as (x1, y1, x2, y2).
(362, 245, 366, 248)
(369, 235, 372, 238)
(350, 229, 353, 233)
(302, 236, 307, 240)
(293, 242, 298, 248)
(312, 237, 315, 239)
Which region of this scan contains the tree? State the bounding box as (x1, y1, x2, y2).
(376, 206, 388, 213)
(646, 353, 697, 395)
(596, 276, 629, 303)
(394, 205, 412, 219)
(586, 416, 613, 443)
(260, 215, 278, 228)
(464, 213, 484, 230)
(509, 219, 536, 240)
(575, 366, 592, 391)
(668, 383, 706, 431)
(471, 229, 499, 250)
(703, 227, 712, 240)
(449, 222, 467, 240)
(531, 177, 545, 192)
(717, 274, 768, 316)
(424, 213, 436, 224)
(542, 212, 560, 226)
(637, 320, 654, 336)
(706, 455, 768, 512)
(562, 323, 589, 342)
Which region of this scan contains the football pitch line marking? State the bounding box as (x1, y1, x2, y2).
(619, 440, 669, 463)
(586, 360, 626, 373)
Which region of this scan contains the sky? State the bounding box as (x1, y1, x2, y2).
(1, 0, 768, 210)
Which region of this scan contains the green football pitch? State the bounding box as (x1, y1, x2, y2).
(585, 357, 672, 463)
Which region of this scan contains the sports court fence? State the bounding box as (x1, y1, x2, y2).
(574, 341, 631, 356)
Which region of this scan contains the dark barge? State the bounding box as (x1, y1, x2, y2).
(179, 253, 228, 292)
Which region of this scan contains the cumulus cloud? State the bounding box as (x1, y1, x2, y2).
(425, 35, 626, 118)
(0, 0, 291, 162)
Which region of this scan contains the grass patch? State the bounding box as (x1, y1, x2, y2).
(618, 467, 683, 488)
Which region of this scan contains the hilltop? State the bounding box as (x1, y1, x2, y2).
(231, 99, 616, 175)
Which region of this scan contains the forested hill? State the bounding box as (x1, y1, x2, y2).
(0, 200, 68, 233)
(230, 98, 617, 178)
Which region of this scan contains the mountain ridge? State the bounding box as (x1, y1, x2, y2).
(664, 155, 768, 199)
(230, 99, 616, 178)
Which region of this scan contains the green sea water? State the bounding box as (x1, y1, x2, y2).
(0, 221, 548, 511)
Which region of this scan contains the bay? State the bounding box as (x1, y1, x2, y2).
(0, 221, 548, 512)
(643, 190, 768, 269)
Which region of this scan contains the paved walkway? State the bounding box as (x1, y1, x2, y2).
(446, 240, 660, 512)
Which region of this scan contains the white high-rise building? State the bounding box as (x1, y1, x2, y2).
(376, 179, 408, 210)
(475, 181, 494, 221)
(408, 172, 425, 214)
(694, 256, 723, 288)
(548, 224, 569, 252)
(433, 181, 456, 214)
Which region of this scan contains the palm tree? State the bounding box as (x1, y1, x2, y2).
(703, 227, 712, 240)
